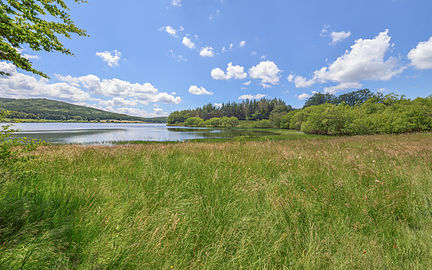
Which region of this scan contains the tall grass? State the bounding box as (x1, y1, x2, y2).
(1, 133, 432, 269)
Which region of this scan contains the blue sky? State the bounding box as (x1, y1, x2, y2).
(1, 0, 431, 117)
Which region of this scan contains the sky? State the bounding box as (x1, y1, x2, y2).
(1, 0, 432, 117)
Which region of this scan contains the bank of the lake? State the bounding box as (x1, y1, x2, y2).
(1, 132, 432, 269)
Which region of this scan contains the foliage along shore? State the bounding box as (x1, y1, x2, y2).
(168, 89, 432, 135)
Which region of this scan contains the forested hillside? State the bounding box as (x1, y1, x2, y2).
(0, 98, 167, 122)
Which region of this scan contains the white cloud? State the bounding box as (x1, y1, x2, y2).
(199, 47, 214, 57)
(287, 74, 294, 82)
(23, 54, 40, 60)
(214, 103, 222, 108)
(229, 43, 234, 50)
(182, 36, 195, 49)
(330, 31, 351, 45)
(188, 85, 213, 95)
(109, 106, 168, 118)
(211, 62, 247, 80)
(298, 93, 311, 100)
(290, 30, 405, 93)
(292, 75, 315, 88)
(96, 50, 122, 67)
(324, 82, 362, 94)
(408, 36, 432, 70)
(249, 60, 281, 86)
(0, 62, 91, 102)
(163, 26, 177, 37)
(238, 94, 266, 100)
(171, 0, 181, 6)
(239, 41, 246, 48)
(243, 81, 252, 86)
(0, 62, 181, 118)
(58, 75, 181, 105)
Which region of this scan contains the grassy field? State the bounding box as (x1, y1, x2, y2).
(1, 133, 432, 269)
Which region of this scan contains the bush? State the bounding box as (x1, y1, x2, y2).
(184, 117, 205, 127)
(281, 94, 432, 136)
(280, 111, 297, 129)
(204, 117, 222, 127)
(221, 117, 239, 128)
(300, 104, 353, 135)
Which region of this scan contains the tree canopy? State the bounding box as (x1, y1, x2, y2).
(0, 0, 87, 77)
(303, 89, 375, 107)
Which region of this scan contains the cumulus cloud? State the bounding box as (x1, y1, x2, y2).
(297, 93, 311, 100)
(330, 31, 351, 44)
(290, 30, 405, 93)
(163, 26, 177, 37)
(211, 62, 247, 80)
(239, 41, 246, 48)
(188, 85, 213, 95)
(287, 74, 294, 82)
(57, 75, 181, 104)
(249, 60, 281, 86)
(408, 36, 432, 70)
(238, 94, 266, 100)
(96, 50, 122, 67)
(0, 62, 181, 118)
(243, 81, 252, 86)
(0, 62, 91, 102)
(182, 36, 195, 49)
(199, 47, 214, 57)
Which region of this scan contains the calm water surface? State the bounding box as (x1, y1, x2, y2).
(2, 123, 278, 144)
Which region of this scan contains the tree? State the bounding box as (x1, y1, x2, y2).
(304, 93, 337, 107)
(337, 89, 374, 106)
(0, 0, 87, 78)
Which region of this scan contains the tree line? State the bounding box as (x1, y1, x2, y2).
(282, 93, 432, 135)
(169, 89, 432, 135)
(168, 98, 293, 124)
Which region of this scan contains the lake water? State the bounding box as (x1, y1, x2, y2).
(1, 123, 279, 144)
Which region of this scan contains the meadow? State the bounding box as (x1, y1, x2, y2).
(1, 132, 432, 269)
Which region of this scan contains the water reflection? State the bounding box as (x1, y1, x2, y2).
(1, 123, 280, 144)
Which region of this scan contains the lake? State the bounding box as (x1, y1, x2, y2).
(1, 123, 279, 144)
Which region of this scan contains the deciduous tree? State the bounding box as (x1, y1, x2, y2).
(0, 0, 87, 77)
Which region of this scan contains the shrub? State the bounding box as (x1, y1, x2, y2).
(221, 117, 239, 128)
(204, 117, 222, 127)
(184, 117, 205, 127)
(280, 111, 297, 129)
(300, 104, 353, 135)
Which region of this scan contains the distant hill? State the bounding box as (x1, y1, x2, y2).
(0, 98, 167, 123)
